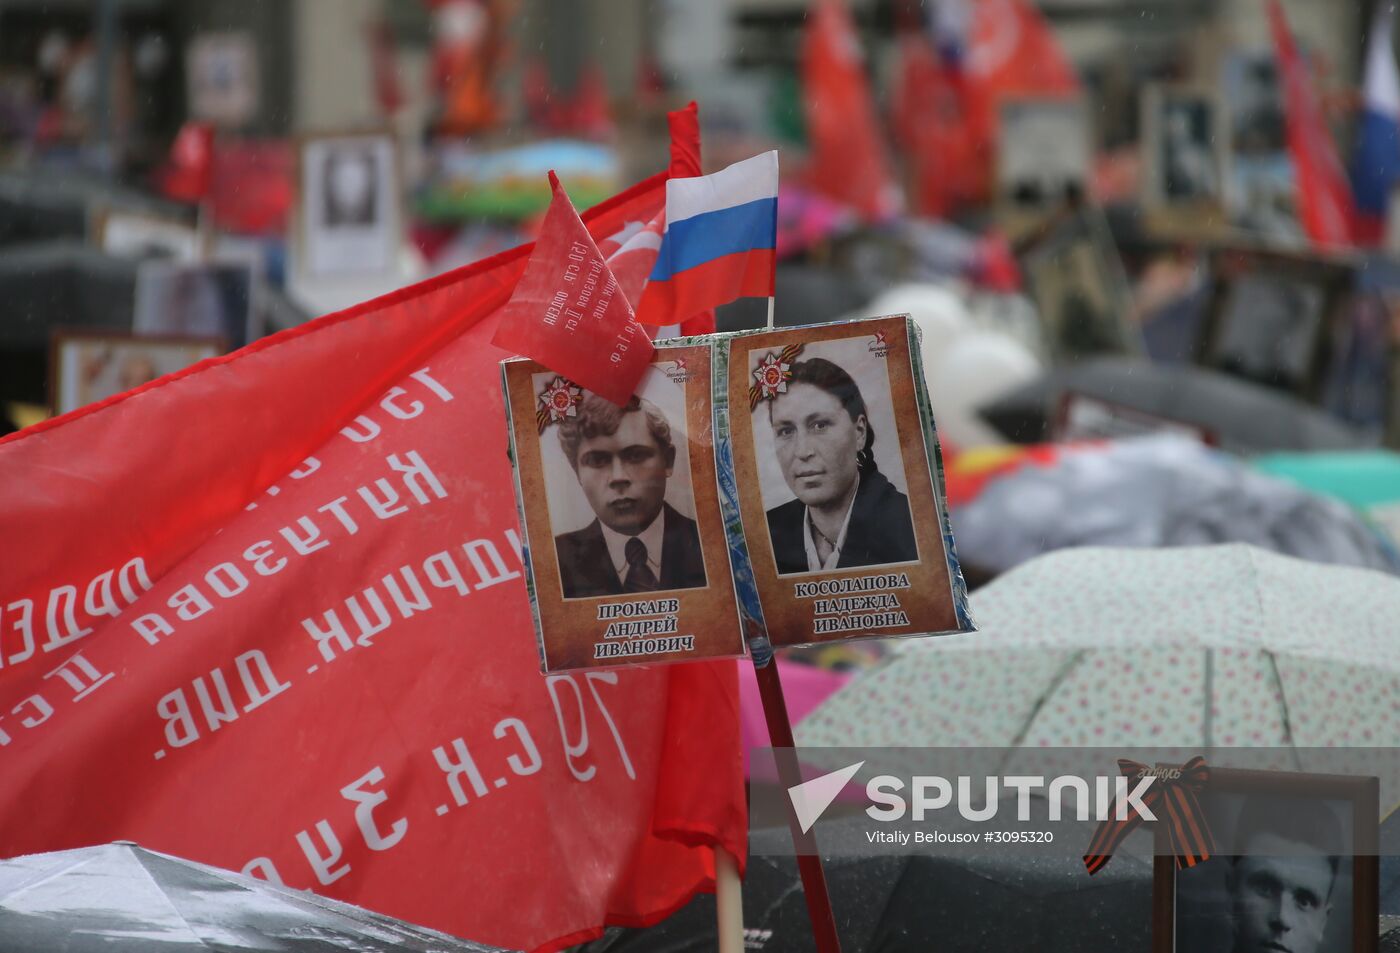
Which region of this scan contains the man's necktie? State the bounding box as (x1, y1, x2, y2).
(623, 537, 659, 592)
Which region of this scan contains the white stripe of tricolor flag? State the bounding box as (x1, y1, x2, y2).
(652, 150, 779, 336)
(663, 150, 780, 226)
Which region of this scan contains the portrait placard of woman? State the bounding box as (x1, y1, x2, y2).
(760, 354, 918, 576)
(729, 316, 973, 649)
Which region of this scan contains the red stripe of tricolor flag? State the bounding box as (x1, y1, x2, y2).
(641, 248, 776, 331)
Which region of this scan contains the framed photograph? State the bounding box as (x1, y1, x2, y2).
(1221, 51, 1296, 232)
(296, 133, 401, 279)
(51, 330, 224, 415)
(501, 345, 745, 673)
(133, 260, 259, 350)
(997, 97, 1091, 212)
(1198, 247, 1356, 401)
(1020, 208, 1142, 361)
(1154, 767, 1378, 953)
(186, 32, 259, 128)
(1142, 85, 1229, 210)
(724, 315, 970, 649)
(1222, 52, 1285, 159)
(93, 207, 203, 262)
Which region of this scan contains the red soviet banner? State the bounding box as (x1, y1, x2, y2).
(0, 163, 744, 950)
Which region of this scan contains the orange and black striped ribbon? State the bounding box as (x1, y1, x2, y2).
(1083, 756, 1216, 875)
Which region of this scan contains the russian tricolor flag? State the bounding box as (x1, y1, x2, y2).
(1352, 5, 1400, 244)
(635, 151, 778, 326)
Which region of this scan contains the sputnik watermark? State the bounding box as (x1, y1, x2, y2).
(788, 763, 1158, 834)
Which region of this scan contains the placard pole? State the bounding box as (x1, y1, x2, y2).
(765, 296, 776, 330)
(753, 657, 843, 953)
(715, 848, 745, 953)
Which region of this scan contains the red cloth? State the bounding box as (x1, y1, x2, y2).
(492, 172, 654, 403)
(208, 139, 294, 236)
(156, 122, 215, 202)
(801, 0, 901, 221)
(1268, 0, 1357, 247)
(0, 170, 744, 953)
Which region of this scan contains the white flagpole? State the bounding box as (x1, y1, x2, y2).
(715, 848, 745, 953)
(765, 296, 776, 330)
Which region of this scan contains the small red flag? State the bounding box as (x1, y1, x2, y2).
(491, 172, 654, 405)
(801, 0, 901, 221)
(1268, 0, 1356, 247)
(158, 122, 215, 202)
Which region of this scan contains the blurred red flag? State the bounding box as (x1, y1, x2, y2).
(491, 172, 654, 404)
(892, 34, 980, 218)
(157, 122, 215, 202)
(206, 139, 295, 236)
(801, 0, 901, 221)
(1268, 0, 1356, 247)
(960, 0, 1080, 203)
(0, 157, 742, 952)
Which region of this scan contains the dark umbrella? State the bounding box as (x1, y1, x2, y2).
(0, 241, 139, 404)
(0, 171, 191, 248)
(0, 841, 511, 952)
(0, 241, 140, 347)
(586, 818, 1150, 953)
(979, 357, 1367, 453)
(0, 240, 305, 406)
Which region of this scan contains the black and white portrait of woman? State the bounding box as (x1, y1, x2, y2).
(754, 346, 919, 576)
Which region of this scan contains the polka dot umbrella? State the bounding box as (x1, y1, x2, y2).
(797, 544, 1400, 804)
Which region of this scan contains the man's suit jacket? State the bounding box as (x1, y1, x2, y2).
(765, 469, 918, 576)
(555, 502, 708, 598)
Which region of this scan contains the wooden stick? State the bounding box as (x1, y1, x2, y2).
(715, 848, 744, 953)
(766, 295, 776, 330)
(753, 659, 843, 952)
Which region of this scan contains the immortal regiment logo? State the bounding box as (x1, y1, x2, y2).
(748, 344, 804, 410)
(867, 329, 889, 357)
(535, 376, 583, 433)
(664, 356, 691, 385)
(783, 755, 1217, 872)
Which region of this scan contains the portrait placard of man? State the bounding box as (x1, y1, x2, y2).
(1178, 793, 1351, 953)
(552, 393, 707, 598)
(1222, 796, 1344, 953)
